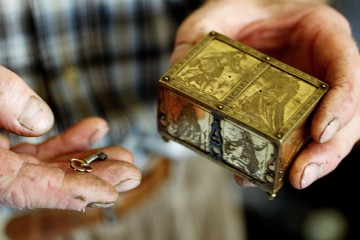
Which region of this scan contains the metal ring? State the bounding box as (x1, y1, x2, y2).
(70, 158, 93, 173)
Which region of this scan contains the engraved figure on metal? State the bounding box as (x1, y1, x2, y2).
(178, 42, 249, 101)
(234, 70, 300, 133)
(222, 122, 275, 180)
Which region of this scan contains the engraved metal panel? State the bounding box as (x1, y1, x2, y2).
(157, 31, 328, 198)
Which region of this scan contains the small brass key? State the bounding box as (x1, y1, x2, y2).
(70, 152, 107, 173)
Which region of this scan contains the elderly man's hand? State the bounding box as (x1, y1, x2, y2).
(0, 117, 141, 210)
(171, 0, 360, 189)
(0, 66, 141, 210)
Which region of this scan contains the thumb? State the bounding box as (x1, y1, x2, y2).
(0, 66, 54, 136)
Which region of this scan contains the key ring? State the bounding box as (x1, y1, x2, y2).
(70, 152, 107, 173)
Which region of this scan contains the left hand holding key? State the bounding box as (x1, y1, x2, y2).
(0, 117, 141, 210)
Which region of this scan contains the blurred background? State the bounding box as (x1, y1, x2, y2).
(0, 0, 359, 240)
(244, 149, 360, 240)
(244, 2, 360, 240)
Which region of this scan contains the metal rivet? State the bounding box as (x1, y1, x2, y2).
(277, 134, 282, 138)
(217, 105, 223, 110)
(265, 56, 271, 61)
(163, 76, 170, 81)
(267, 193, 276, 200)
(321, 84, 327, 88)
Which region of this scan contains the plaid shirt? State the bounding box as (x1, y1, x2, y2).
(0, 0, 198, 157)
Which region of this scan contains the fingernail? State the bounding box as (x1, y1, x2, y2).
(320, 118, 340, 143)
(301, 163, 322, 189)
(87, 202, 115, 208)
(18, 96, 54, 133)
(116, 179, 141, 192)
(89, 125, 109, 145)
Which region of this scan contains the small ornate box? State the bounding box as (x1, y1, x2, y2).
(157, 31, 328, 198)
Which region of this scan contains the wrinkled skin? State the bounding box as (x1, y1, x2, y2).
(0, 0, 359, 210)
(0, 115, 141, 210)
(170, 0, 360, 189)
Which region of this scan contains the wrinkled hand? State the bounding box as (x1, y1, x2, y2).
(0, 67, 141, 210)
(170, 0, 360, 189)
(0, 117, 141, 210)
